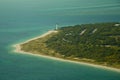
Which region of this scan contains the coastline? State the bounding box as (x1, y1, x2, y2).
(13, 30, 58, 54)
(13, 30, 120, 73)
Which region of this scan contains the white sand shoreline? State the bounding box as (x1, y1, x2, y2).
(13, 30, 120, 73)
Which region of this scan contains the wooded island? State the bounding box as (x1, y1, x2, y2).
(20, 22, 120, 68)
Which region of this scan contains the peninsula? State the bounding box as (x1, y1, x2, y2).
(14, 22, 120, 72)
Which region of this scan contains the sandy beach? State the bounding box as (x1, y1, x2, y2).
(13, 30, 58, 54)
(13, 30, 120, 73)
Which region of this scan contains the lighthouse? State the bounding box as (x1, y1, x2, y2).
(55, 24, 58, 30)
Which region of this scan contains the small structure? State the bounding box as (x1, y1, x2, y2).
(114, 24, 120, 26)
(55, 24, 58, 30)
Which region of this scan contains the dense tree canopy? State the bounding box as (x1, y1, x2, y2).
(46, 22, 120, 64)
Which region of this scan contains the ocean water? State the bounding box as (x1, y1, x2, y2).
(0, 0, 120, 80)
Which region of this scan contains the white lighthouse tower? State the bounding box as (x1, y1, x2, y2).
(55, 24, 58, 30)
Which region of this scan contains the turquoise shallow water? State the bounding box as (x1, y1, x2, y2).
(0, 0, 120, 80)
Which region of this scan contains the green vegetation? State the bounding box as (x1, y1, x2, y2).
(21, 22, 120, 68)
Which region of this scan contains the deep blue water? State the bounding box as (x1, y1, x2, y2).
(0, 0, 120, 80)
